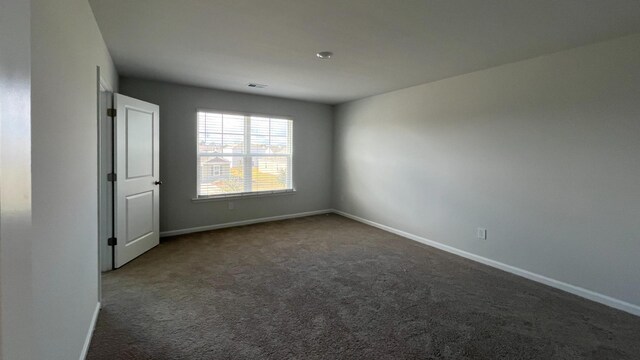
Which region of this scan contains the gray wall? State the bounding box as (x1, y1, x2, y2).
(119, 78, 333, 233)
(31, 0, 118, 358)
(0, 0, 33, 358)
(333, 34, 640, 308)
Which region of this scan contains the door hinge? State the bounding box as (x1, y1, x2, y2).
(107, 237, 117, 246)
(107, 108, 116, 117)
(107, 173, 117, 182)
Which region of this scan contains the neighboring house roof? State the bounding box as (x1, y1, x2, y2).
(205, 157, 229, 164)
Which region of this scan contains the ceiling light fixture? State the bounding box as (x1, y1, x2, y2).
(316, 51, 333, 59)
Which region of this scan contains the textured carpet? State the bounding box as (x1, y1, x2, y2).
(87, 214, 640, 359)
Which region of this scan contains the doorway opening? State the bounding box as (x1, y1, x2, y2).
(97, 71, 161, 296)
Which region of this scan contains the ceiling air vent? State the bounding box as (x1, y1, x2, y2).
(247, 83, 267, 89)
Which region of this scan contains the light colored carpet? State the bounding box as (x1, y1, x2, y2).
(88, 214, 640, 359)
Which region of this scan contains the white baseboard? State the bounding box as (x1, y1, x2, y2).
(160, 209, 333, 237)
(332, 209, 640, 317)
(80, 302, 101, 360)
(156, 207, 639, 316)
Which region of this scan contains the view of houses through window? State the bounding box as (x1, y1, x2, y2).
(197, 111, 293, 197)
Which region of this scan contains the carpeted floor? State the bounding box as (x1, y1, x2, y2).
(87, 214, 640, 359)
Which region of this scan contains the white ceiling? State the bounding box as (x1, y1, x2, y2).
(89, 0, 640, 104)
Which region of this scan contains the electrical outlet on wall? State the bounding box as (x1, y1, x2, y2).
(228, 201, 235, 210)
(477, 228, 487, 240)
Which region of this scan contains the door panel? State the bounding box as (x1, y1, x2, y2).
(125, 191, 154, 244)
(115, 94, 160, 268)
(126, 107, 154, 178)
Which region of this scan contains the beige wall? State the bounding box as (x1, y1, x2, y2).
(333, 34, 640, 312)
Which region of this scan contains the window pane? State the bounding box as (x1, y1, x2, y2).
(251, 117, 270, 136)
(249, 117, 291, 155)
(270, 136, 289, 154)
(223, 114, 244, 134)
(251, 135, 269, 153)
(198, 133, 222, 154)
(198, 156, 245, 196)
(197, 112, 224, 154)
(201, 112, 222, 133)
(197, 111, 293, 197)
(251, 156, 289, 191)
(222, 134, 244, 151)
(270, 119, 289, 137)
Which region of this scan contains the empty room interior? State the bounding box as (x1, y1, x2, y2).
(2, 0, 640, 359)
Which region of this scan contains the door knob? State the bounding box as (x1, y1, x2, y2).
(154, 180, 163, 185)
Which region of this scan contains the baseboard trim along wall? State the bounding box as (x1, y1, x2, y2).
(157, 208, 639, 316)
(332, 209, 640, 317)
(159, 209, 333, 237)
(80, 302, 101, 360)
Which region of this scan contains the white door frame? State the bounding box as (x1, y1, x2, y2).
(97, 67, 114, 303)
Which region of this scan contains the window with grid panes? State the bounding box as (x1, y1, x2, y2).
(196, 111, 293, 198)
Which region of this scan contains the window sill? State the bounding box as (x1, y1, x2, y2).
(191, 189, 296, 203)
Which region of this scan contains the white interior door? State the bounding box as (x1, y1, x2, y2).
(114, 94, 160, 268)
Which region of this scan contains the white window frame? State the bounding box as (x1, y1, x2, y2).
(194, 109, 295, 201)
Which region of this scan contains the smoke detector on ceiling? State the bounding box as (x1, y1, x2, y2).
(247, 83, 268, 88)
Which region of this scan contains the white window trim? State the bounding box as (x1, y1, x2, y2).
(195, 109, 294, 199)
(192, 188, 296, 202)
